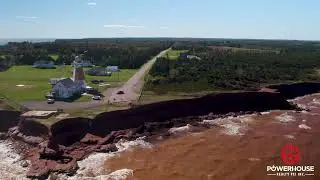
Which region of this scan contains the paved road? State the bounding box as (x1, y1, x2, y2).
(23, 48, 170, 110)
(108, 48, 170, 105)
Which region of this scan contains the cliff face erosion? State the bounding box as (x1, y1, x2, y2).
(0, 82, 319, 178)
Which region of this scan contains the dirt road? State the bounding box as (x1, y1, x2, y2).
(23, 49, 170, 110)
(107, 48, 170, 105)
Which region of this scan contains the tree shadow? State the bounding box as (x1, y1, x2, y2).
(55, 93, 83, 103)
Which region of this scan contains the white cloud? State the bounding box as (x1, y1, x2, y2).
(16, 16, 40, 23)
(160, 26, 169, 29)
(103, 24, 145, 29)
(88, 2, 96, 5)
(16, 16, 39, 19)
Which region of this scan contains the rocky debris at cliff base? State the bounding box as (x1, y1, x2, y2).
(56, 137, 152, 179)
(0, 132, 7, 140)
(98, 129, 135, 145)
(7, 126, 47, 146)
(95, 144, 118, 153)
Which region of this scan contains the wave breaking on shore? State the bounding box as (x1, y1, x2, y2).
(0, 140, 28, 180)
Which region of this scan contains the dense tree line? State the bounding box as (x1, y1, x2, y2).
(0, 39, 172, 70)
(148, 48, 320, 91)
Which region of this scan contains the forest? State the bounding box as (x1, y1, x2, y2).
(0, 38, 173, 71)
(148, 40, 320, 92)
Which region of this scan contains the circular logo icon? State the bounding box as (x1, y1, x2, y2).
(281, 143, 301, 165)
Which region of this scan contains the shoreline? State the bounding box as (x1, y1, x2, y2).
(0, 82, 319, 178)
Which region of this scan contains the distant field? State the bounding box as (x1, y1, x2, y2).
(0, 65, 137, 103)
(166, 50, 188, 60)
(49, 54, 59, 61)
(209, 46, 280, 54)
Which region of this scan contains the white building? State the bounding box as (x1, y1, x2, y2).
(32, 60, 56, 69)
(82, 61, 93, 67)
(52, 78, 78, 98)
(52, 56, 86, 99)
(106, 66, 119, 72)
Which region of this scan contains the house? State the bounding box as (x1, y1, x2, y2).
(87, 67, 112, 76)
(32, 60, 56, 69)
(49, 78, 66, 86)
(179, 53, 201, 60)
(72, 60, 92, 67)
(186, 55, 201, 60)
(81, 61, 93, 67)
(106, 66, 119, 72)
(51, 56, 87, 99)
(52, 78, 79, 98)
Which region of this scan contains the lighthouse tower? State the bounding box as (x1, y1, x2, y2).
(72, 56, 86, 90)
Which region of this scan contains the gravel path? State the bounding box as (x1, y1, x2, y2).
(108, 48, 170, 105)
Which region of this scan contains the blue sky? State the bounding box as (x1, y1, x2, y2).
(0, 0, 319, 40)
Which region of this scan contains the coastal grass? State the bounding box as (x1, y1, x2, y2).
(166, 50, 188, 60)
(49, 54, 59, 61)
(0, 65, 137, 103)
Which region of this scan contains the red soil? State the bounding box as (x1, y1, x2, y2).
(104, 94, 320, 180)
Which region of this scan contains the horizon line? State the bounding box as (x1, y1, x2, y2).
(0, 37, 320, 42)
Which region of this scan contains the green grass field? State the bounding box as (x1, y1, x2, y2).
(49, 54, 59, 61)
(166, 50, 188, 60)
(0, 65, 137, 103)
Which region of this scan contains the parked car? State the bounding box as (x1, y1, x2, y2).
(92, 96, 102, 100)
(47, 98, 55, 104)
(91, 80, 100, 84)
(45, 92, 55, 99)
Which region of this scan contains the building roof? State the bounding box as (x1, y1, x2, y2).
(57, 78, 75, 88)
(34, 60, 54, 65)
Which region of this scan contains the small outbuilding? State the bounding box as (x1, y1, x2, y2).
(87, 67, 112, 76)
(32, 60, 56, 69)
(106, 66, 119, 72)
(74, 60, 93, 67)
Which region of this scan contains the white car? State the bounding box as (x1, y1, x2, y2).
(47, 98, 55, 104)
(92, 96, 102, 100)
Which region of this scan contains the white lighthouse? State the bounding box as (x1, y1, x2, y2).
(72, 55, 86, 90)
